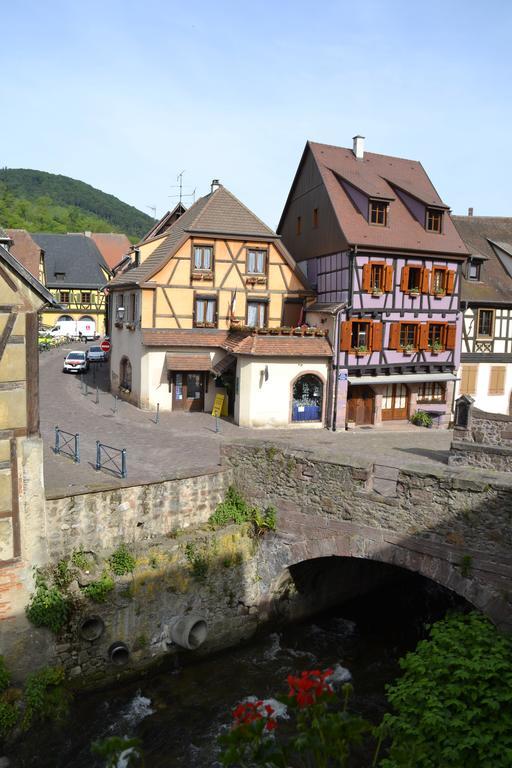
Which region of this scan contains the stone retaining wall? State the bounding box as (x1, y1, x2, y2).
(450, 408, 512, 470)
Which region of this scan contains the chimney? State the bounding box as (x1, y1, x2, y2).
(211, 179, 221, 193)
(468, 207, 474, 217)
(352, 135, 365, 160)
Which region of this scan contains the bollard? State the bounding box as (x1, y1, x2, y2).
(54, 426, 60, 454)
(85, 380, 88, 396)
(155, 403, 160, 424)
(113, 395, 118, 414)
(121, 448, 127, 479)
(95, 441, 101, 471)
(74, 433, 80, 463)
(215, 415, 220, 433)
(95, 385, 99, 404)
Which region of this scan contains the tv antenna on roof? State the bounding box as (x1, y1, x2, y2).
(146, 205, 157, 220)
(169, 170, 196, 205)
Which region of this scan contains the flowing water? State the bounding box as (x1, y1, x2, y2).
(11, 574, 465, 767)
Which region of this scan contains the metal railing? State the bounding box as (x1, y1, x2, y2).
(95, 441, 127, 478)
(54, 426, 80, 463)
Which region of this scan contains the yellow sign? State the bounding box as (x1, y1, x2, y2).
(212, 394, 225, 418)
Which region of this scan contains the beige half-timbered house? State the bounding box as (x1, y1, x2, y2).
(108, 183, 332, 427)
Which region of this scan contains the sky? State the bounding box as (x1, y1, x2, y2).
(1, 0, 511, 230)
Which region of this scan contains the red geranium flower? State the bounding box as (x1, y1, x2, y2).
(287, 668, 334, 708)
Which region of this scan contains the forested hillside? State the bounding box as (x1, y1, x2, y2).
(0, 169, 153, 240)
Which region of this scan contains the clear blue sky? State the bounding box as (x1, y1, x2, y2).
(1, 0, 511, 229)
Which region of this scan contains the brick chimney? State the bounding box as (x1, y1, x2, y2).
(352, 135, 365, 160)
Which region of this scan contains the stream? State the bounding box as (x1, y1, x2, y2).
(11, 573, 465, 767)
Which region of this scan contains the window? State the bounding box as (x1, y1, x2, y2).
(431, 268, 447, 295)
(116, 293, 124, 310)
(427, 322, 446, 349)
(477, 309, 494, 338)
(59, 291, 70, 304)
(460, 364, 478, 395)
(54, 272, 65, 281)
(407, 267, 423, 292)
(129, 293, 136, 323)
(80, 291, 91, 303)
(247, 300, 267, 328)
(193, 245, 213, 271)
(340, 320, 383, 354)
(489, 366, 506, 396)
(194, 296, 217, 327)
(370, 263, 384, 291)
(312, 208, 319, 228)
(296, 216, 302, 235)
(399, 323, 419, 350)
(426, 209, 443, 232)
(369, 200, 388, 226)
(468, 261, 481, 280)
(282, 300, 303, 327)
(362, 262, 393, 293)
(292, 374, 323, 422)
(417, 382, 446, 403)
(246, 249, 266, 275)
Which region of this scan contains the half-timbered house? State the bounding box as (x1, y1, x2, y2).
(108, 182, 331, 427)
(32, 233, 111, 336)
(452, 214, 512, 414)
(278, 137, 469, 428)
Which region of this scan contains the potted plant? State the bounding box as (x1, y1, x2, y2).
(292, 327, 302, 336)
(431, 340, 444, 355)
(269, 327, 279, 335)
(433, 288, 445, 298)
(409, 287, 420, 297)
(304, 327, 315, 336)
(256, 327, 269, 335)
(411, 410, 433, 428)
(372, 288, 383, 297)
(281, 326, 291, 335)
(355, 345, 368, 357)
(403, 343, 415, 356)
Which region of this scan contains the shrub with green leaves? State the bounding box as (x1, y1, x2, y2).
(22, 666, 70, 731)
(0, 700, 18, 738)
(379, 611, 512, 768)
(82, 572, 115, 603)
(91, 735, 144, 767)
(109, 544, 136, 576)
(410, 410, 433, 428)
(209, 486, 253, 527)
(25, 573, 71, 634)
(185, 542, 209, 583)
(71, 548, 93, 571)
(0, 657, 10, 694)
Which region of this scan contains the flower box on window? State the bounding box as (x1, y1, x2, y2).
(355, 346, 368, 357)
(192, 270, 213, 280)
(114, 321, 123, 328)
(269, 327, 279, 335)
(281, 327, 292, 335)
(372, 290, 383, 298)
(126, 322, 136, 331)
(256, 327, 269, 335)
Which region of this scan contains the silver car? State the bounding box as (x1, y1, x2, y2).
(63, 351, 89, 373)
(87, 345, 107, 363)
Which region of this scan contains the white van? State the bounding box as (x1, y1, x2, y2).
(48, 319, 97, 341)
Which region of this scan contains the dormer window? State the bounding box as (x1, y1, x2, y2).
(426, 209, 443, 233)
(468, 260, 481, 280)
(369, 200, 388, 226)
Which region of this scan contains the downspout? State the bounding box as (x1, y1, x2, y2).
(333, 249, 355, 430)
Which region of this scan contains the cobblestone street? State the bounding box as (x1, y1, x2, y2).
(39, 346, 454, 496)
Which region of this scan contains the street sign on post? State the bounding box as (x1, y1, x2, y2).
(100, 340, 111, 353)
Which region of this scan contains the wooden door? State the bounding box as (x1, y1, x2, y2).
(381, 384, 409, 421)
(347, 385, 375, 425)
(172, 372, 204, 412)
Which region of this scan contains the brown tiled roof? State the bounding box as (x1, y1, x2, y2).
(6, 229, 42, 279)
(165, 352, 211, 371)
(212, 353, 236, 374)
(109, 185, 302, 289)
(141, 203, 187, 243)
(142, 327, 332, 357)
(452, 216, 512, 304)
(225, 333, 332, 357)
(143, 329, 229, 347)
(90, 233, 131, 270)
(284, 141, 468, 257)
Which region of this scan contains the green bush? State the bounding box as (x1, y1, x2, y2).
(410, 410, 433, 428)
(91, 735, 144, 767)
(209, 486, 253, 527)
(109, 544, 136, 576)
(71, 548, 93, 571)
(22, 666, 70, 731)
(52, 559, 75, 590)
(82, 572, 115, 603)
(25, 574, 71, 634)
(185, 543, 209, 583)
(379, 612, 512, 768)
(0, 700, 18, 738)
(0, 657, 10, 693)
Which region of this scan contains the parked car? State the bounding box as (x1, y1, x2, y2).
(87, 345, 107, 363)
(63, 351, 89, 373)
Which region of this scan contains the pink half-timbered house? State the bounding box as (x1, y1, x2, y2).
(278, 136, 469, 428)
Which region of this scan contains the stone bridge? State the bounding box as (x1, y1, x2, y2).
(222, 442, 512, 632)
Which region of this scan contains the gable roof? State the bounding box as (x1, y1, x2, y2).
(452, 216, 512, 304)
(89, 233, 131, 270)
(31, 233, 110, 288)
(5, 229, 42, 280)
(141, 203, 187, 242)
(279, 141, 468, 257)
(109, 184, 308, 289)
(0, 243, 56, 305)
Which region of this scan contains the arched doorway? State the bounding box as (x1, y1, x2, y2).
(120, 356, 132, 392)
(347, 384, 375, 425)
(57, 315, 73, 323)
(382, 383, 409, 421)
(292, 374, 323, 422)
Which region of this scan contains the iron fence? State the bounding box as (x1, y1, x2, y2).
(54, 426, 80, 463)
(95, 441, 127, 478)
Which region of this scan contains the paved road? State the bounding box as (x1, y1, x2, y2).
(39, 346, 453, 496)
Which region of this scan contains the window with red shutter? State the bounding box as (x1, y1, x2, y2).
(372, 323, 383, 351)
(388, 323, 400, 350)
(446, 270, 456, 295)
(340, 321, 352, 351)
